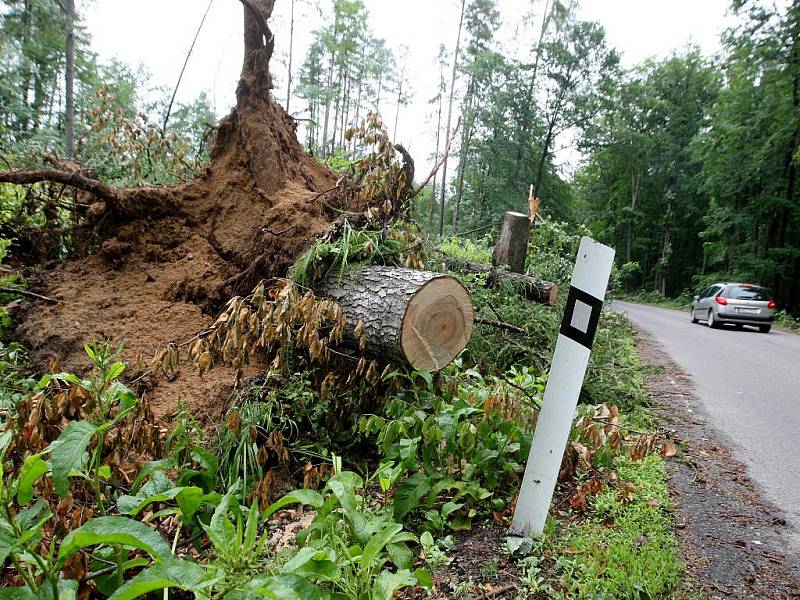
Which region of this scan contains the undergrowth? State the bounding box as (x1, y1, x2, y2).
(532, 455, 681, 599)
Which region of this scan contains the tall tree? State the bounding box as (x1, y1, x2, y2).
(452, 0, 501, 231)
(64, 0, 75, 158)
(439, 0, 467, 235)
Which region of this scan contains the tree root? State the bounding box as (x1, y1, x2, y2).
(0, 168, 179, 220)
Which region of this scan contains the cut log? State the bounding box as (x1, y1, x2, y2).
(457, 262, 558, 306)
(492, 211, 530, 273)
(319, 266, 474, 372)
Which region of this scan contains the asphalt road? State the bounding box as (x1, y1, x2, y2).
(613, 301, 800, 550)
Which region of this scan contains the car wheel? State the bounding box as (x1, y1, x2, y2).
(690, 309, 698, 323)
(707, 310, 719, 329)
(759, 324, 771, 334)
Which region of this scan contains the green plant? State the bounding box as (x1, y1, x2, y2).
(358, 365, 540, 531)
(296, 468, 431, 600)
(0, 341, 36, 419)
(548, 455, 681, 598)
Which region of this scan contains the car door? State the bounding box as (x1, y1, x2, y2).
(695, 286, 712, 314)
(698, 285, 719, 316)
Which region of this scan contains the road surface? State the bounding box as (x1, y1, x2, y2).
(613, 301, 800, 550)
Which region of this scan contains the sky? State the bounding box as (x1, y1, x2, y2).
(84, 0, 734, 175)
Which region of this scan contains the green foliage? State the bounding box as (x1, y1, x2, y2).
(544, 456, 681, 598)
(440, 231, 648, 409)
(290, 220, 421, 287)
(0, 342, 36, 419)
(297, 1, 400, 160)
(359, 365, 539, 531)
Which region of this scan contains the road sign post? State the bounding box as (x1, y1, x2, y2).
(511, 236, 615, 537)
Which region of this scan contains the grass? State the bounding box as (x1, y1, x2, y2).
(540, 455, 682, 599)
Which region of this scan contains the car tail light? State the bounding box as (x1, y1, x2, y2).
(714, 296, 727, 306)
(768, 300, 776, 309)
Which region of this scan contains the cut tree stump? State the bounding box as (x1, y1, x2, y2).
(492, 211, 530, 273)
(456, 262, 558, 305)
(319, 266, 474, 372)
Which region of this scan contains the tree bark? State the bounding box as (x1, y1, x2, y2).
(439, 0, 467, 236)
(492, 211, 530, 273)
(453, 261, 558, 306)
(318, 266, 474, 371)
(64, 0, 75, 159)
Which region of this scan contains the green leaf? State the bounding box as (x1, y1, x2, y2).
(0, 579, 77, 600)
(0, 430, 13, 458)
(202, 486, 239, 551)
(131, 459, 173, 493)
(117, 487, 185, 517)
(372, 569, 416, 600)
(108, 560, 217, 600)
(282, 547, 341, 581)
(15, 500, 51, 539)
(106, 362, 126, 381)
(16, 454, 48, 505)
(393, 474, 431, 520)
(175, 487, 213, 518)
(263, 488, 324, 520)
(441, 501, 464, 519)
(326, 472, 361, 515)
(415, 568, 433, 589)
(238, 574, 332, 600)
(49, 420, 97, 498)
(0, 525, 17, 566)
(58, 517, 172, 565)
(360, 523, 402, 570)
(387, 541, 414, 570)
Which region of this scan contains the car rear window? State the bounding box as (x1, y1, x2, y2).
(723, 285, 770, 301)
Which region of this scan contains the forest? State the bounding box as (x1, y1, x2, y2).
(0, 0, 797, 598)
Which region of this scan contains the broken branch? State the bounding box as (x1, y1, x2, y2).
(0, 287, 58, 304)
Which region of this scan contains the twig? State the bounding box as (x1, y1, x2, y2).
(0, 287, 58, 304)
(80, 565, 117, 583)
(495, 370, 542, 410)
(476, 317, 525, 334)
(163, 0, 215, 133)
(308, 184, 339, 202)
(455, 220, 501, 238)
(261, 224, 294, 236)
(480, 583, 517, 599)
(411, 116, 461, 197)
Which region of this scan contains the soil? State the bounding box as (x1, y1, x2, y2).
(635, 331, 800, 599)
(14, 86, 342, 423)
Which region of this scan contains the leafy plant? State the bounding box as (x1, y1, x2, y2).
(359, 365, 540, 531)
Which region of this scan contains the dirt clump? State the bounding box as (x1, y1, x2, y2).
(13, 1, 346, 422)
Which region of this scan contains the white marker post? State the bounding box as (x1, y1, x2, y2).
(511, 236, 615, 537)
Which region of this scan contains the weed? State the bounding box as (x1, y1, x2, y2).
(549, 455, 681, 599)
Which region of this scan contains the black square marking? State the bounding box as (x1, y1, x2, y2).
(559, 286, 602, 350)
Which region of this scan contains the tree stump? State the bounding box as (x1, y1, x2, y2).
(319, 266, 474, 371)
(492, 211, 530, 273)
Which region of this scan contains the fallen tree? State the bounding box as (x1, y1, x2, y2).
(449, 260, 558, 305)
(319, 266, 474, 372)
(1, 0, 469, 418)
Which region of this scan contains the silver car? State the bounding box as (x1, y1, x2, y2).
(690, 283, 776, 333)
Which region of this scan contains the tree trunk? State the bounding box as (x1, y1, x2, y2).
(452, 262, 558, 305)
(318, 266, 474, 371)
(64, 0, 75, 159)
(492, 211, 530, 273)
(439, 0, 467, 236)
